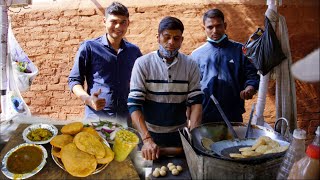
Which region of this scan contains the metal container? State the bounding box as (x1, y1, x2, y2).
(180, 121, 289, 180)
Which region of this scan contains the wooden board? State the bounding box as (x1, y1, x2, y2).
(0, 124, 139, 179)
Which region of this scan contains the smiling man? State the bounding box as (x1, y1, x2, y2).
(68, 2, 142, 126)
(128, 16, 203, 160)
(191, 9, 259, 124)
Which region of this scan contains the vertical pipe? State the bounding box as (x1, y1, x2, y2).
(253, 0, 278, 126)
(0, 2, 8, 120)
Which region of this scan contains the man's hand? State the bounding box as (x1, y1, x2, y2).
(141, 138, 160, 160)
(240, 85, 256, 100)
(85, 89, 106, 111)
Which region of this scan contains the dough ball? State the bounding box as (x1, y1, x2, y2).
(161, 166, 167, 171)
(176, 165, 183, 172)
(152, 169, 160, 177)
(172, 169, 179, 176)
(167, 162, 174, 168)
(160, 170, 166, 176)
(169, 165, 176, 171)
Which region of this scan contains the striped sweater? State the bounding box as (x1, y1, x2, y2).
(128, 51, 203, 130)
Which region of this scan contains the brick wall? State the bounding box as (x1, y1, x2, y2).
(9, 2, 319, 142)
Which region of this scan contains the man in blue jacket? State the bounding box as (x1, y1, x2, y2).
(191, 9, 259, 123)
(68, 2, 142, 126)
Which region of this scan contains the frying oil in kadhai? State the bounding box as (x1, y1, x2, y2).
(7, 146, 43, 174)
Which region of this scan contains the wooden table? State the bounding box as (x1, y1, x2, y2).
(0, 124, 140, 179)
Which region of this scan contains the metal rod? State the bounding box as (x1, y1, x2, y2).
(210, 95, 238, 139)
(245, 103, 255, 138)
(1, 3, 8, 120)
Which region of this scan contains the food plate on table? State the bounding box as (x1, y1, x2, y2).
(50, 122, 115, 177)
(51, 137, 111, 175)
(1, 143, 48, 179)
(22, 123, 58, 144)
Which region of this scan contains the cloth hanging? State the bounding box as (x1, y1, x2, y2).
(266, 9, 297, 135)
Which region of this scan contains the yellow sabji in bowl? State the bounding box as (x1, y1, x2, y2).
(27, 129, 53, 141)
(112, 129, 139, 162)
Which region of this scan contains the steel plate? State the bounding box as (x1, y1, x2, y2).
(22, 123, 58, 145)
(51, 137, 110, 175)
(1, 143, 48, 179)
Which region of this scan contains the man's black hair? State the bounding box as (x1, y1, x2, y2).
(105, 2, 129, 18)
(158, 16, 184, 34)
(203, 9, 224, 24)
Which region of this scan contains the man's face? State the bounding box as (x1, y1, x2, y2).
(104, 14, 129, 40)
(157, 29, 184, 52)
(204, 17, 226, 41)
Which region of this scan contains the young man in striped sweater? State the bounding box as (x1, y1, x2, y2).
(128, 17, 203, 160)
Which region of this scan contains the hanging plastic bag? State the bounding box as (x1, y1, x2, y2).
(242, 17, 286, 75)
(3, 52, 31, 121)
(8, 23, 38, 92)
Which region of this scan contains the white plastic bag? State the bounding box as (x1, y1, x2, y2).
(8, 23, 38, 92)
(3, 53, 31, 121)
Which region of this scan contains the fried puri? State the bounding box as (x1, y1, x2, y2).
(229, 136, 288, 159)
(52, 147, 62, 158)
(61, 143, 97, 177)
(81, 127, 101, 140)
(50, 134, 74, 148)
(61, 122, 84, 135)
(96, 144, 114, 164)
(239, 147, 253, 152)
(255, 145, 272, 154)
(251, 138, 267, 150)
(229, 153, 245, 158)
(241, 150, 261, 157)
(74, 132, 105, 158)
(264, 145, 289, 154)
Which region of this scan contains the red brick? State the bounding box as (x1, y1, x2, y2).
(58, 113, 67, 120)
(310, 120, 320, 127)
(22, 91, 36, 97)
(31, 97, 50, 106)
(297, 121, 310, 129)
(66, 99, 83, 106)
(57, 32, 70, 40)
(30, 85, 47, 91)
(47, 84, 65, 91)
(26, 40, 42, 47)
(78, 9, 96, 16)
(308, 126, 318, 135)
(63, 10, 77, 16)
(66, 114, 83, 121)
(50, 99, 67, 106)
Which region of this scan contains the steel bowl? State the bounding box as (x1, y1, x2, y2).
(22, 123, 58, 145)
(1, 143, 48, 179)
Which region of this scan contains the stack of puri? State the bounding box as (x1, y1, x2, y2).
(50, 122, 114, 177)
(229, 136, 289, 159)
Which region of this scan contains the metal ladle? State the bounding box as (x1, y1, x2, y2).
(210, 95, 239, 139)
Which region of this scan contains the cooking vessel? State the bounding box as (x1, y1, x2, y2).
(183, 118, 290, 163)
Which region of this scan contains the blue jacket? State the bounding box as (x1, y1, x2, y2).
(191, 36, 259, 123)
(68, 35, 142, 120)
